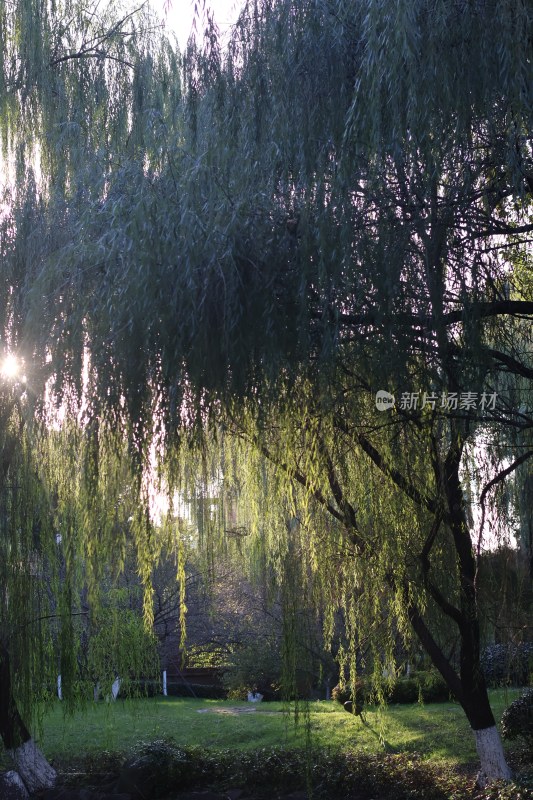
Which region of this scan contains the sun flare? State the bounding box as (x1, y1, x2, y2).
(1, 354, 20, 380)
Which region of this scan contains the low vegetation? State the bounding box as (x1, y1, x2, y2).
(60, 744, 481, 800)
(332, 669, 452, 706)
(2, 692, 531, 797)
(31, 740, 533, 800)
(502, 690, 533, 747)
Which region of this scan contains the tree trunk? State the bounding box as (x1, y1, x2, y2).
(444, 444, 513, 786)
(0, 643, 57, 793)
(474, 726, 512, 787)
(8, 738, 57, 794)
(462, 675, 512, 786)
(329, 417, 515, 785)
(409, 603, 513, 786)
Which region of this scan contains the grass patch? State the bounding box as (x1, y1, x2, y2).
(0, 691, 529, 800)
(24, 687, 523, 767)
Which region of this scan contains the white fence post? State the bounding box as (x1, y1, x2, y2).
(163, 670, 167, 696)
(111, 677, 121, 700)
(57, 675, 62, 700)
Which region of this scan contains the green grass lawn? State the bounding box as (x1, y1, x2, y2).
(28, 688, 523, 768)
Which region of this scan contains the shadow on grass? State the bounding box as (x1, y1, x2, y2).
(356, 713, 398, 754)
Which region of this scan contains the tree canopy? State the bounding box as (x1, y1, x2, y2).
(0, 0, 532, 789)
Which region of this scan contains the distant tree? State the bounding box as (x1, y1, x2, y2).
(150, 546, 334, 700)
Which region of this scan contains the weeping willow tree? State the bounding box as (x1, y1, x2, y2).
(1, 0, 533, 789)
(0, 0, 179, 791)
(0, 389, 60, 792)
(0, 410, 160, 791)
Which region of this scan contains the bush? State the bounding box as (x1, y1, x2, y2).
(501, 688, 533, 745)
(117, 739, 189, 798)
(417, 670, 451, 704)
(387, 678, 420, 704)
(332, 671, 450, 706)
(114, 745, 475, 799)
(59, 743, 533, 800)
(482, 643, 533, 687)
(474, 781, 533, 800)
(222, 637, 283, 699)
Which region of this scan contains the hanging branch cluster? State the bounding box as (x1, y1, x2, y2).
(0, 0, 531, 784)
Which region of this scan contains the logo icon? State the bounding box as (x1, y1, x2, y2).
(375, 390, 395, 411)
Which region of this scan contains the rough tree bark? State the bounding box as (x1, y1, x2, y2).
(0, 642, 57, 793)
(335, 418, 514, 785)
(443, 445, 512, 786)
(407, 598, 511, 786)
(266, 417, 515, 785)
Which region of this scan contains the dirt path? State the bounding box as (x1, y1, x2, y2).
(196, 706, 279, 716)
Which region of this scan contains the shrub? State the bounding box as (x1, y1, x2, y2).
(386, 671, 450, 704)
(60, 744, 533, 800)
(387, 678, 420, 704)
(501, 689, 533, 745)
(117, 739, 189, 798)
(482, 643, 533, 687)
(474, 781, 533, 800)
(117, 745, 475, 799)
(331, 678, 367, 706)
(417, 670, 451, 703)
(221, 637, 283, 699)
(332, 671, 450, 706)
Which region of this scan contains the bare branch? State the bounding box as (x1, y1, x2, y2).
(476, 450, 533, 560)
(484, 348, 533, 381)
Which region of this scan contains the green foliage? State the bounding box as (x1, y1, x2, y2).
(87, 604, 160, 701)
(386, 672, 451, 706)
(222, 636, 282, 699)
(502, 690, 533, 745)
(186, 645, 232, 669)
(48, 739, 533, 800)
(87, 741, 533, 800)
(482, 645, 533, 689)
(0, 406, 61, 730)
(54, 742, 483, 800)
(12, 0, 532, 433)
(118, 738, 189, 798)
(0, 0, 178, 184)
(0, 0, 531, 784)
(474, 782, 533, 800)
(0, 410, 160, 731)
(333, 671, 450, 706)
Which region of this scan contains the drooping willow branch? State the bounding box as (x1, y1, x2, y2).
(328, 300, 533, 334)
(476, 450, 533, 561)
